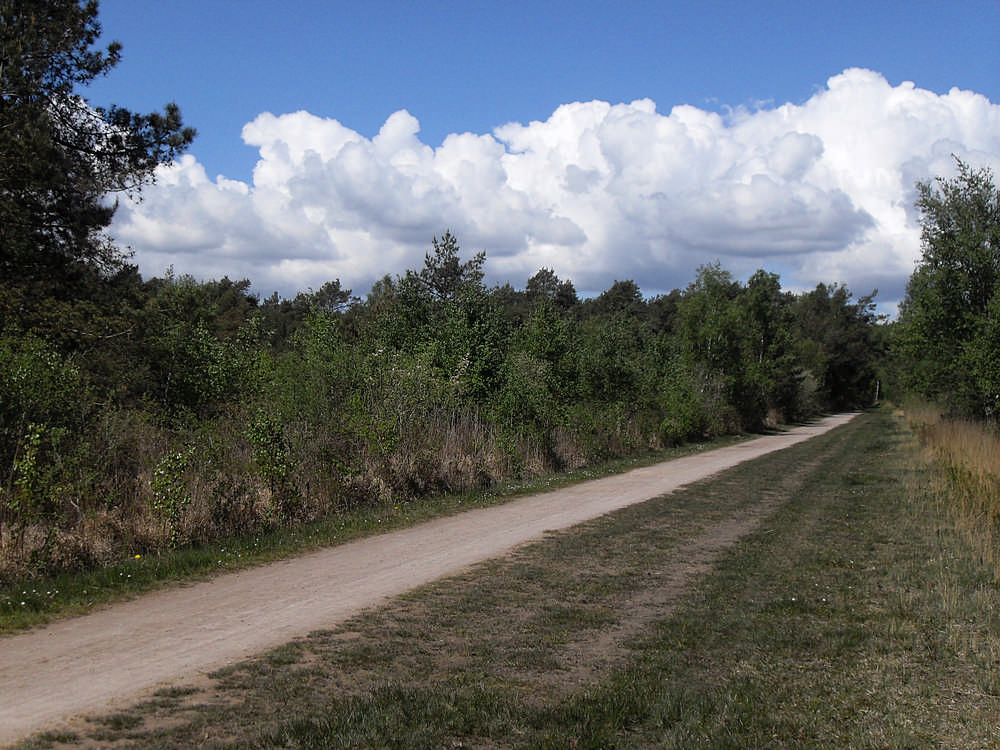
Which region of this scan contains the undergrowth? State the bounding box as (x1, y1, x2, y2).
(0, 432, 742, 634)
(904, 400, 1000, 580)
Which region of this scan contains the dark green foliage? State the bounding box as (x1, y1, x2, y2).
(657, 357, 719, 444)
(136, 272, 264, 416)
(0, 0, 194, 290)
(576, 312, 651, 406)
(0, 335, 88, 536)
(246, 410, 294, 515)
(793, 282, 881, 411)
(410, 230, 485, 304)
(675, 264, 747, 428)
(739, 271, 802, 420)
(647, 288, 682, 335)
(584, 278, 644, 318)
(0, 220, 884, 580)
(672, 264, 815, 430)
(368, 231, 508, 404)
(0, 0, 199, 411)
(259, 279, 355, 349)
(526, 267, 579, 309)
(896, 160, 1000, 418)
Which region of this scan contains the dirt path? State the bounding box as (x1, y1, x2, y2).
(0, 413, 856, 746)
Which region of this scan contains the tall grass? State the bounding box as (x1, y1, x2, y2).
(0, 397, 672, 584)
(904, 400, 1000, 579)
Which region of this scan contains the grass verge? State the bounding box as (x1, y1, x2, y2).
(0, 433, 749, 635)
(902, 400, 1000, 581)
(13, 410, 1000, 748)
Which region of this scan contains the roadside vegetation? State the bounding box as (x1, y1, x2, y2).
(1, 2, 884, 587)
(0, 434, 750, 634)
(3, 3, 1000, 745)
(0, 237, 883, 586)
(904, 401, 1000, 580)
(15, 410, 999, 748)
(890, 157, 1000, 583)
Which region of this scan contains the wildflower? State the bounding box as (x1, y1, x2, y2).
(135, 554, 142, 560)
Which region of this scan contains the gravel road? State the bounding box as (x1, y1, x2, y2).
(0, 413, 856, 746)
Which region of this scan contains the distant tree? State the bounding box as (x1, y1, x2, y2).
(138, 273, 263, 415)
(0, 0, 195, 292)
(675, 263, 742, 376)
(407, 230, 485, 304)
(308, 279, 355, 314)
(526, 268, 579, 310)
(896, 159, 1000, 418)
(366, 233, 507, 398)
(525, 268, 560, 300)
(391, 232, 485, 341)
(674, 264, 753, 428)
(738, 269, 800, 420)
(258, 280, 354, 348)
(585, 279, 645, 319)
(490, 282, 530, 328)
(143, 273, 258, 341)
(794, 283, 880, 410)
(647, 289, 682, 335)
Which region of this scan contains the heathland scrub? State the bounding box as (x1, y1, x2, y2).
(6, 410, 999, 747)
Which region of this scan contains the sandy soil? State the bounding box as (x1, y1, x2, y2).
(0, 413, 856, 746)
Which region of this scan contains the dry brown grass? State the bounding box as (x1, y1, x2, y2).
(1, 400, 664, 583)
(903, 401, 1000, 580)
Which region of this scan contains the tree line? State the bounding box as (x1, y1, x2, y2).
(2, 0, 995, 581)
(1, 219, 884, 577)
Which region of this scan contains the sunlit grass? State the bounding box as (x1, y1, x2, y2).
(0, 431, 751, 634)
(20, 411, 999, 748)
(903, 400, 1000, 579)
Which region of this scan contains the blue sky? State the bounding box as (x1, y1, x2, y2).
(83, 1, 1000, 309)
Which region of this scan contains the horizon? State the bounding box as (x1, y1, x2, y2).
(82, 1, 1000, 315)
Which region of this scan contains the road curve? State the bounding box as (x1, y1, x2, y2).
(0, 413, 857, 745)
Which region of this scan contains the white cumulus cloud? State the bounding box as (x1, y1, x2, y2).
(111, 68, 1000, 305)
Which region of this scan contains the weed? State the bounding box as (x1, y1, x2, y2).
(150, 446, 195, 548)
(90, 712, 143, 730)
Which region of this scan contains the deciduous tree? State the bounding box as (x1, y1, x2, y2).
(896, 160, 1000, 417)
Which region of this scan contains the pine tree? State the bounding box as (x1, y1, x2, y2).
(0, 0, 195, 292)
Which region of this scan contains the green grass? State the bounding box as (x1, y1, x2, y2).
(0, 432, 750, 634)
(15, 410, 999, 748)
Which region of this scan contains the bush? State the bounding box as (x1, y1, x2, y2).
(0, 335, 90, 557)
